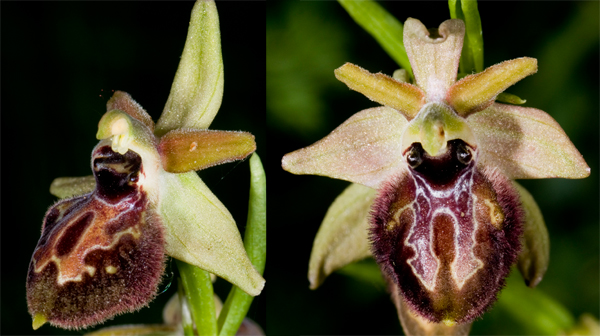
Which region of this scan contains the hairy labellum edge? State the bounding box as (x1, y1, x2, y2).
(27, 147, 166, 330)
(370, 151, 523, 323)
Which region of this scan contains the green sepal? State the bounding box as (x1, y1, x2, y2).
(308, 183, 376, 289)
(467, 103, 590, 179)
(404, 19, 464, 102)
(158, 129, 256, 174)
(159, 171, 265, 297)
(513, 182, 549, 288)
(49, 175, 96, 199)
(155, 0, 224, 136)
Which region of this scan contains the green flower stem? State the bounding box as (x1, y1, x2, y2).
(177, 278, 195, 336)
(448, 0, 484, 73)
(218, 154, 267, 336)
(338, 0, 413, 79)
(176, 260, 218, 336)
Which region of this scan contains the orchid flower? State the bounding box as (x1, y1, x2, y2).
(282, 15, 589, 336)
(26, 1, 265, 332)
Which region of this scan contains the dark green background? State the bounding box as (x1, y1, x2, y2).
(2, 2, 265, 335)
(267, 1, 598, 335)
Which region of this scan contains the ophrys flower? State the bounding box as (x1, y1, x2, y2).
(282, 17, 589, 329)
(27, 1, 264, 330)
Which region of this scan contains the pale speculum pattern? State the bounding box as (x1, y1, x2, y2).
(406, 158, 482, 292)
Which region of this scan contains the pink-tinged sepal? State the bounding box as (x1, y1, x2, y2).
(371, 140, 523, 324)
(27, 146, 165, 330)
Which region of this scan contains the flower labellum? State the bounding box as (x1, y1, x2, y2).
(371, 139, 522, 323)
(27, 144, 165, 330)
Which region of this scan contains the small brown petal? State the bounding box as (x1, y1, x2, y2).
(158, 129, 256, 173)
(448, 58, 537, 116)
(107, 91, 155, 131)
(334, 63, 425, 120)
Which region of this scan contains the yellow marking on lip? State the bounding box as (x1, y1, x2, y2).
(484, 199, 504, 230)
(105, 266, 117, 274)
(443, 318, 456, 326)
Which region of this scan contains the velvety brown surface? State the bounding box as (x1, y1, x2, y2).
(27, 147, 165, 329)
(371, 140, 523, 323)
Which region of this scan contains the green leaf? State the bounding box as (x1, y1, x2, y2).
(449, 0, 484, 73)
(217, 154, 266, 336)
(338, 0, 413, 79)
(496, 270, 576, 335)
(337, 259, 385, 290)
(176, 260, 218, 336)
